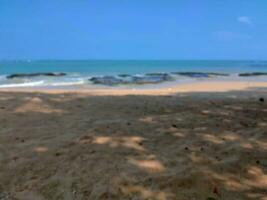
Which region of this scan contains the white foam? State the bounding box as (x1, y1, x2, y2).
(0, 78, 87, 88)
(0, 81, 45, 88)
(43, 80, 86, 86)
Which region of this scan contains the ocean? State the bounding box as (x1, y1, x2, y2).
(0, 60, 267, 88)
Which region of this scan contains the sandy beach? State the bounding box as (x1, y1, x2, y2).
(0, 81, 267, 200)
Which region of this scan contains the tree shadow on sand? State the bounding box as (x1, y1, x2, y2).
(0, 87, 267, 200)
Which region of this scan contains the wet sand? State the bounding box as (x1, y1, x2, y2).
(0, 81, 267, 200)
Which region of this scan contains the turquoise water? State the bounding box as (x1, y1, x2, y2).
(1, 60, 267, 75)
(0, 60, 267, 88)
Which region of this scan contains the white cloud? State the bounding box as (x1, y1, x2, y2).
(237, 16, 252, 25)
(214, 31, 252, 40)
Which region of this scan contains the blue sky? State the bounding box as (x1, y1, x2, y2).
(0, 0, 267, 60)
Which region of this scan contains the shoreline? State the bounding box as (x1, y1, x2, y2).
(1, 70, 267, 90)
(0, 80, 267, 95)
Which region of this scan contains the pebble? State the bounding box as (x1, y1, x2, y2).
(206, 197, 216, 200)
(213, 186, 220, 196)
(12, 156, 19, 161)
(259, 97, 265, 102)
(55, 152, 62, 156)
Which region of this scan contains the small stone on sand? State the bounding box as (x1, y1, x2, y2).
(206, 197, 216, 200)
(55, 152, 62, 156)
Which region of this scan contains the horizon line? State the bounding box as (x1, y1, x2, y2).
(1, 59, 267, 62)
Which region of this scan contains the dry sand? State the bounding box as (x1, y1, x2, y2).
(0, 81, 267, 200)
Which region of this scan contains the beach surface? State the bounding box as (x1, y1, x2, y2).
(0, 81, 267, 200)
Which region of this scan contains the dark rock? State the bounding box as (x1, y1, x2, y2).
(184, 147, 189, 150)
(89, 73, 174, 85)
(7, 72, 66, 79)
(133, 73, 173, 84)
(145, 72, 170, 76)
(172, 72, 228, 78)
(208, 72, 229, 76)
(118, 74, 132, 78)
(89, 76, 125, 86)
(256, 160, 260, 164)
(146, 73, 173, 80)
(172, 124, 177, 128)
(259, 97, 265, 102)
(239, 72, 267, 77)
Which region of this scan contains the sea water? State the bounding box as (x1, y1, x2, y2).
(0, 60, 267, 88)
